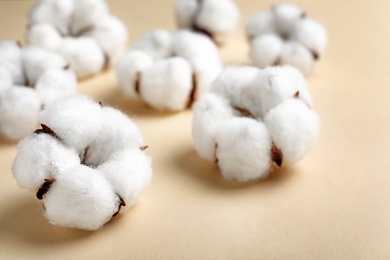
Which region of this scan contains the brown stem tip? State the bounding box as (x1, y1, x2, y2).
(139, 145, 149, 151)
(36, 178, 55, 200)
(113, 194, 126, 217)
(34, 124, 61, 141)
(271, 144, 283, 167)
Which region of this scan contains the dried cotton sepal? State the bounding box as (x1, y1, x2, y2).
(176, 0, 240, 44)
(26, 0, 127, 78)
(247, 3, 327, 75)
(192, 65, 320, 182)
(12, 95, 151, 230)
(116, 29, 222, 111)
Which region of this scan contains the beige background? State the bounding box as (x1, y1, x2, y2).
(1, 0, 390, 258)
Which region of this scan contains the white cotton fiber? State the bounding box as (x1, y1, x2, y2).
(39, 95, 102, 153)
(246, 11, 275, 39)
(280, 41, 314, 76)
(98, 148, 152, 209)
(12, 133, 80, 190)
(85, 106, 144, 166)
(0, 86, 41, 140)
(26, 24, 62, 51)
(43, 165, 118, 231)
(176, 0, 198, 29)
(172, 30, 218, 60)
(250, 34, 283, 69)
(0, 41, 23, 85)
(273, 3, 304, 35)
(0, 67, 12, 92)
(140, 57, 193, 110)
(115, 50, 153, 99)
(192, 93, 235, 160)
(215, 117, 272, 182)
(133, 30, 173, 60)
(264, 99, 320, 165)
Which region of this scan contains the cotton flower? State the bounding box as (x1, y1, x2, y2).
(192, 65, 320, 182)
(26, 0, 128, 78)
(0, 41, 77, 140)
(247, 3, 327, 75)
(116, 29, 222, 111)
(176, 0, 240, 44)
(12, 95, 152, 230)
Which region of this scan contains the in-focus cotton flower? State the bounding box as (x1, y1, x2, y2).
(176, 0, 240, 44)
(116, 29, 222, 111)
(192, 65, 320, 182)
(247, 3, 327, 75)
(0, 41, 77, 140)
(12, 95, 152, 230)
(26, 0, 128, 78)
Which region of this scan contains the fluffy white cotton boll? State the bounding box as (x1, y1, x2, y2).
(85, 107, 144, 166)
(254, 65, 311, 115)
(192, 93, 235, 160)
(0, 86, 41, 140)
(58, 37, 105, 78)
(70, 0, 109, 37)
(0, 41, 23, 85)
(176, 0, 198, 29)
(26, 23, 62, 51)
(22, 46, 66, 86)
(28, 0, 74, 36)
(189, 55, 222, 97)
(0, 67, 12, 92)
(246, 11, 275, 39)
(35, 68, 77, 105)
(133, 30, 173, 61)
(39, 95, 103, 153)
(210, 66, 261, 116)
(273, 3, 304, 36)
(115, 51, 153, 99)
(43, 165, 119, 231)
(280, 42, 314, 76)
(194, 0, 240, 35)
(85, 15, 128, 63)
(140, 57, 193, 110)
(250, 34, 283, 69)
(292, 18, 327, 59)
(12, 133, 80, 190)
(172, 30, 218, 60)
(264, 99, 320, 165)
(215, 117, 272, 182)
(98, 148, 152, 209)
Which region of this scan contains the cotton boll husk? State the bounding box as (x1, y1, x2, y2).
(176, 0, 198, 28)
(43, 165, 119, 231)
(0, 67, 12, 92)
(140, 57, 192, 110)
(70, 0, 109, 37)
(28, 0, 74, 36)
(26, 23, 62, 51)
(22, 46, 66, 86)
(264, 99, 320, 165)
(35, 68, 77, 105)
(215, 117, 272, 182)
(0, 41, 23, 85)
(273, 3, 304, 36)
(172, 30, 218, 60)
(85, 15, 128, 63)
(210, 66, 261, 117)
(192, 93, 235, 160)
(292, 18, 327, 58)
(39, 95, 103, 153)
(254, 65, 312, 115)
(280, 42, 314, 76)
(58, 37, 105, 78)
(133, 30, 173, 61)
(85, 107, 144, 166)
(194, 0, 240, 34)
(246, 11, 275, 39)
(0, 86, 41, 140)
(250, 34, 283, 69)
(12, 133, 80, 190)
(115, 51, 153, 99)
(98, 148, 152, 209)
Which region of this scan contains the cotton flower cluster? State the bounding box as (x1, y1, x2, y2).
(0, 40, 77, 140)
(12, 95, 152, 230)
(246, 3, 327, 75)
(26, 0, 128, 78)
(175, 0, 240, 44)
(116, 29, 222, 111)
(192, 65, 320, 182)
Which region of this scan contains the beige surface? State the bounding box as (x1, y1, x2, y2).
(1, 0, 390, 258)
